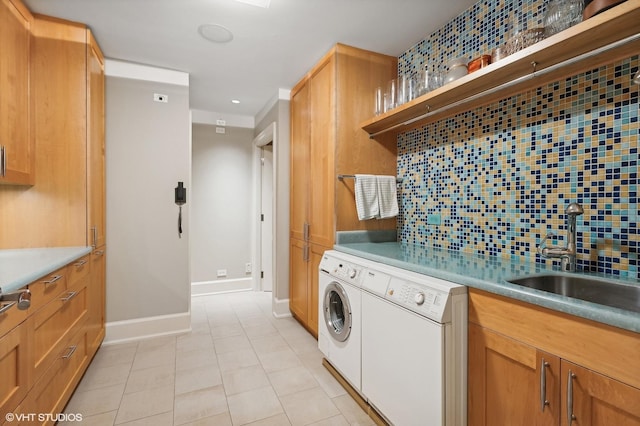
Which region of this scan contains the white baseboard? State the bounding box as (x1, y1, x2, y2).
(273, 296, 292, 318)
(191, 278, 252, 296)
(104, 312, 191, 345)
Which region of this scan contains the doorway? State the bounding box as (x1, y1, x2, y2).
(253, 123, 276, 293)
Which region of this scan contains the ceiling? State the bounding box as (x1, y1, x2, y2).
(23, 0, 478, 120)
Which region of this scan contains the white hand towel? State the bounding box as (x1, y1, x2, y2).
(355, 174, 379, 220)
(376, 175, 399, 219)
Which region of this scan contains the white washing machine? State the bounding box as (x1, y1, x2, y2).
(318, 250, 366, 394)
(360, 261, 468, 426)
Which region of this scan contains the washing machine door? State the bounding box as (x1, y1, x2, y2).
(323, 282, 352, 342)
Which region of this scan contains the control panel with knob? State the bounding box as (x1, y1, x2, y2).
(385, 277, 448, 321)
(414, 292, 425, 305)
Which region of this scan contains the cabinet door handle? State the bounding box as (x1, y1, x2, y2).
(0, 302, 16, 315)
(540, 359, 550, 411)
(567, 370, 576, 425)
(92, 226, 98, 248)
(303, 223, 310, 241)
(94, 249, 104, 257)
(43, 275, 63, 286)
(60, 291, 78, 303)
(0, 145, 5, 178)
(74, 259, 87, 268)
(61, 345, 77, 360)
(303, 245, 309, 262)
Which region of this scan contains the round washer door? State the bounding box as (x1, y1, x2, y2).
(323, 282, 352, 342)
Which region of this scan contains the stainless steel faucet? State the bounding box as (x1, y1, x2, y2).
(537, 202, 584, 272)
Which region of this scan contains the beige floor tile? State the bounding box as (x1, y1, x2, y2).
(176, 348, 218, 372)
(332, 394, 375, 426)
(245, 413, 292, 426)
(136, 336, 177, 353)
(227, 386, 284, 425)
(279, 387, 340, 426)
(173, 385, 228, 425)
(243, 322, 279, 340)
(114, 384, 175, 424)
(125, 364, 175, 394)
(175, 364, 223, 395)
(91, 344, 137, 368)
(178, 411, 232, 426)
(221, 364, 271, 396)
(213, 334, 253, 354)
(308, 365, 348, 398)
(217, 348, 260, 372)
(177, 332, 215, 353)
(250, 334, 289, 356)
(268, 366, 319, 397)
(239, 315, 269, 328)
(59, 410, 117, 426)
(298, 350, 325, 370)
(131, 347, 176, 371)
(210, 322, 245, 339)
(257, 347, 302, 373)
(65, 383, 126, 418)
(76, 361, 131, 392)
(307, 415, 350, 426)
(286, 334, 321, 355)
(118, 411, 173, 426)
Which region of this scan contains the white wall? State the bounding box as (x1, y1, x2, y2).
(254, 95, 291, 311)
(105, 61, 191, 342)
(191, 124, 254, 290)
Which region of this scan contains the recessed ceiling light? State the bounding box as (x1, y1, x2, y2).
(198, 24, 233, 44)
(231, 99, 241, 104)
(233, 0, 271, 8)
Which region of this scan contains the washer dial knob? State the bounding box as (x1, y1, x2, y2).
(414, 292, 426, 305)
(349, 268, 357, 279)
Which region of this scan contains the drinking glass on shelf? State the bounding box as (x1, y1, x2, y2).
(385, 78, 397, 111)
(374, 86, 383, 115)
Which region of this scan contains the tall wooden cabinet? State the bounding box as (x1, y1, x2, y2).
(289, 44, 398, 335)
(0, 0, 34, 185)
(468, 288, 640, 425)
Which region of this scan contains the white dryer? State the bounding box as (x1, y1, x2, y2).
(318, 250, 365, 394)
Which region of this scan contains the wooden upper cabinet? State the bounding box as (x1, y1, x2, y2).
(87, 29, 106, 248)
(290, 83, 310, 242)
(0, 0, 34, 185)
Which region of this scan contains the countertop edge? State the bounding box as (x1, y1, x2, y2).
(0, 247, 93, 295)
(334, 244, 640, 334)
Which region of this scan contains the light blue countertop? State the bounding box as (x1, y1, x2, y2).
(0, 247, 92, 295)
(334, 242, 640, 334)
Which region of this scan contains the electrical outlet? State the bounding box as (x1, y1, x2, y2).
(245, 263, 252, 274)
(216, 127, 226, 134)
(217, 269, 227, 277)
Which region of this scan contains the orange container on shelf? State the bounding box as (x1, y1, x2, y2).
(467, 55, 492, 73)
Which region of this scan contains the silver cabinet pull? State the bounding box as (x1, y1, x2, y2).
(303, 222, 310, 241)
(61, 345, 77, 359)
(0, 302, 16, 315)
(540, 359, 550, 411)
(43, 275, 63, 286)
(94, 249, 104, 256)
(0, 145, 5, 178)
(74, 259, 87, 268)
(91, 226, 98, 248)
(60, 291, 78, 303)
(303, 245, 309, 262)
(567, 370, 576, 425)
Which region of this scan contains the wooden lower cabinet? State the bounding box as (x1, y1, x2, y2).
(468, 288, 640, 426)
(289, 239, 326, 336)
(87, 246, 106, 353)
(0, 324, 29, 416)
(561, 361, 640, 426)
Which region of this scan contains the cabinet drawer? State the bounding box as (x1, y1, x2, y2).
(0, 295, 28, 337)
(22, 328, 89, 425)
(29, 276, 88, 381)
(0, 324, 29, 416)
(27, 268, 67, 313)
(66, 254, 90, 287)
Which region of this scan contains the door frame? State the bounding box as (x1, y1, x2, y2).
(252, 122, 277, 293)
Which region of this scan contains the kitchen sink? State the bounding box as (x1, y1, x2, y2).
(506, 274, 640, 313)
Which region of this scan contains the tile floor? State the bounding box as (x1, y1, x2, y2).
(61, 291, 374, 426)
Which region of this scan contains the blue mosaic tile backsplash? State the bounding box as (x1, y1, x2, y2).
(395, 0, 640, 277)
